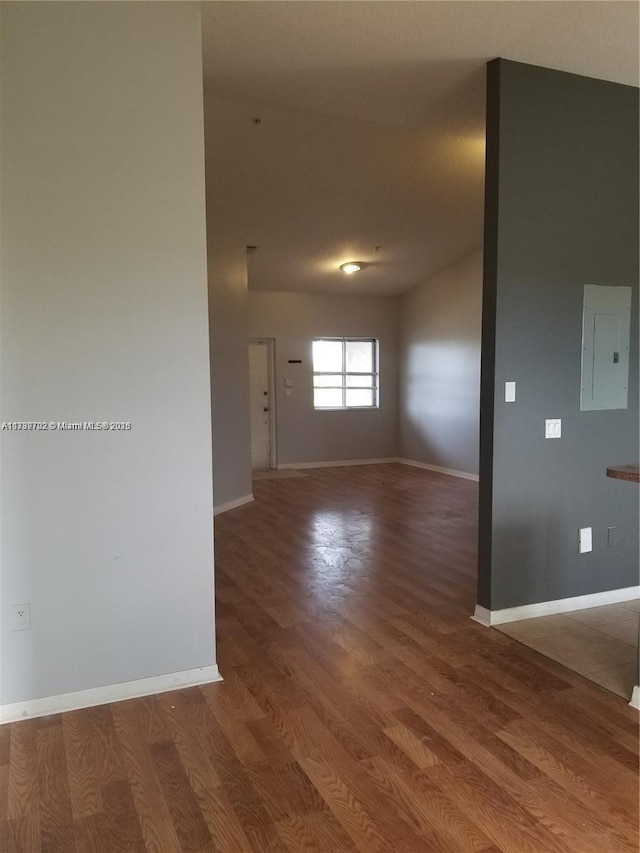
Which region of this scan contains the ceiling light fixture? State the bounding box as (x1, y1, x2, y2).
(340, 262, 363, 274)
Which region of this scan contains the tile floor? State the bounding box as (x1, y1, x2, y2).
(496, 600, 639, 700)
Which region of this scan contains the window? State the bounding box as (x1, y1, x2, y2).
(312, 338, 379, 409)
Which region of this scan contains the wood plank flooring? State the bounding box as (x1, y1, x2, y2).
(1, 463, 638, 852)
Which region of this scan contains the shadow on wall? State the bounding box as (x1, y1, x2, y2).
(487, 516, 569, 611)
(403, 339, 480, 469)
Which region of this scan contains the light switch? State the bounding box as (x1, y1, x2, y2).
(545, 419, 561, 439)
(579, 527, 592, 553)
(505, 381, 516, 403)
(284, 388, 292, 397)
(284, 378, 293, 388)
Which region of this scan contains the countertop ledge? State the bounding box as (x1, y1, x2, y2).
(606, 464, 640, 483)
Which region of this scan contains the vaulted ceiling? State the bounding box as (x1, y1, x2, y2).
(201, 2, 638, 296)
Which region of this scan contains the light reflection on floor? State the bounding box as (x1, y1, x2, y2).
(306, 510, 375, 587)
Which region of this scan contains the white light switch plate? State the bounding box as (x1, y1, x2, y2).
(579, 527, 592, 553)
(505, 381, 516, 403)
(545, 418, 561, 439)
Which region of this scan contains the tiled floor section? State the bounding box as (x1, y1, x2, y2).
(496, 600, 639, 701)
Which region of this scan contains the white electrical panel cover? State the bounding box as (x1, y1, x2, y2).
(580, 285, 631, 411)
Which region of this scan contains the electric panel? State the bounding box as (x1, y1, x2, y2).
(580, 285, 631, 411)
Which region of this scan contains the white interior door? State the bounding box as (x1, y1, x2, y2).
(249, 340, 273, 470)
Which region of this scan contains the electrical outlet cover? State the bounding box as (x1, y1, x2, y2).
(607, 526, 622, 548)
(12, 603, 31, 631)
(578, 527, 592, 554)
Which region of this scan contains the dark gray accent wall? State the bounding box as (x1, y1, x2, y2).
(479, 59, 639, 610)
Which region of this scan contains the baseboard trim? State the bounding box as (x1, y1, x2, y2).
(470, 605, 492, 626)
(472, 586, 640, 626)
(0, 664, 222, 725)
(277, 458, 398, 470)
(214, 494, 254, 516)
(630, 686, 640, 710)
(275, 458, 479, 482)
(399, 458, 479, 482)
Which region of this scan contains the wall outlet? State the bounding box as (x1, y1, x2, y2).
(607, 526, 622, 548)
(578, 527, 592, 554)
(12, 603, 31, 631)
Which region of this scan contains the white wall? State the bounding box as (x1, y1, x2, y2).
(0, 3, 216, 709)
(206, 206, 253, 508)
(248, 292, 399, 464)
(399, 249, 482, 475)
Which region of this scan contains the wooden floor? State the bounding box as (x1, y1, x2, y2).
(1, 463, 638, 852)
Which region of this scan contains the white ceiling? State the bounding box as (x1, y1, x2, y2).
(201, 1, 639, 296)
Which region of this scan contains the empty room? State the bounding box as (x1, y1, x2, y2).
(1, 3, 638, 852)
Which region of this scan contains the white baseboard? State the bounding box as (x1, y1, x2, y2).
(214, 493, 254, 516)
(399, 458, 479, 482)
(275, 458, 479, 484)
(472, 585, 640, 626)
(278, 458, 398, 470)
(471, 605, 492, 626)
(630, 686, 640, 710)
(0, 664, 222, 725)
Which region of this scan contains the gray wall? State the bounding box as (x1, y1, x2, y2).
(0, 3, 216, 706)
(479, 59, 639, 610)
(399, 249, 482, 475)
(206, 206, 253, 507)
(248, 292, 399, 464)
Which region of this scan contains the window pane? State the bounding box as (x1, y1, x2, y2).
(314, 388, 343, 408)
(346, 374, 373, 388)
(313, 340, 342, 372)
(313, 374, 343, 388)
(346, 340, 373, 372)
(346, 389, 373, 407)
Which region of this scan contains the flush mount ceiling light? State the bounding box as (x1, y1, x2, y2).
(340, 262, 364, 274)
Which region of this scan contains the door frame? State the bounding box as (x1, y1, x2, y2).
(249, 337, 277, 469)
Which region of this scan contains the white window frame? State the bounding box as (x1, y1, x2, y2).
(312, 337, 379, 410)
